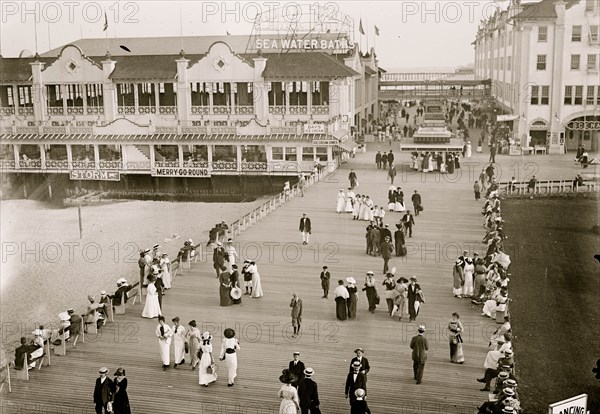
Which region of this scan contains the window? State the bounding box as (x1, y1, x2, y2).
(6, 86, 13, 106)
(537, 55, 546, 70)
(302, 146, 314, 161)
(587, 54, 598, 69)
(574, 86, 583, 104)
(538, 26, 548, 42)
(530, 85, 539, 105)
(586, 0, 596, 12)
(590, 26, 599, 41)
(541, 86, 549, 105)
(571, 54, 580, 70)
(272, 147, 284, 160)
(315, 146, 327, 163)
(564, 86, 573, 105)
(586, 86, 595, 104)
(507, 56, 512, 71)
(572, 25, 582, 41)
(285, 147, 297, 161)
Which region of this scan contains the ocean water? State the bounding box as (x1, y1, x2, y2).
(0, 198, 265, 362)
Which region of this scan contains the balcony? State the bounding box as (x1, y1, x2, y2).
(213, 106, 231, 115)
(155, 126, 178, 133)
(139, 106, 156, 114)
(70, 126, 94, 134)
(44, 126, 67, 134)
(124, 161, 151, 171)
(0, 107, 15, 116)
(211, 126, 236, 133)
(269, 106, 286, 114)
(47, 107, 65, 116)
(155, 160, 180, 168)
(118, 106, 135, 115)
(311, 105, 330, 115)
(181, 126, 208, 134)
(211, 161, 238, 171)
(20, 159, 42, 169)
(289, 106, 308, 115)
(18, 107, 34, 116)
(72, 160, 96, 169)
(191, 106, 209, 115)
(235, 106, 254, 115)
(87, 106, 104, 115)
(183, 160, 209, 168)
(45, 159, 69, 169)
(159, 106, 177, 115)
(241, 161, 268, 171)
(15, 126, 39, 134)
(67, 107, 84, 115)
(0, 160, 16, 170)
(99, 160, 122, 169)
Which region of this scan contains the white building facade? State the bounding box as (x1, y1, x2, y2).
(474, 0, 600, 154)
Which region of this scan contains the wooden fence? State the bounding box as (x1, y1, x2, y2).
(498, 179, 599, 196)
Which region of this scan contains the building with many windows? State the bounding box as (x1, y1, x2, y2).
(0, 34, 379, 197)
(473, 0, 600, 153)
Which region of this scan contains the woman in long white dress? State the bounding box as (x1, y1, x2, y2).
(362, 197, 373, 221)
(345, 189, 355, 213)
(220, 328, 240, 386)
(336, 189, 346, 213)
(160, 254, 171, 289)
(155, 316, 173, 368)
(142, 276, 161, 318)
(358, 196, 368, 220)
(186, 320, 201, 369)
(352, 195, 361, 219)
(278, 369, 300, 414)
(171, 317, 186, 367)
(248, 262, 263, 298)
(395, 190, 406, 212)
(198, 332, 218, 386)
(462, 258, 475, 297)
(465, 141, 472, 158)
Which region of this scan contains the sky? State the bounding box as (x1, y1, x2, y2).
(0, 0, 513, 70)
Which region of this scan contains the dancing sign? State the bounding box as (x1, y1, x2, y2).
(548, 394, 587, 414)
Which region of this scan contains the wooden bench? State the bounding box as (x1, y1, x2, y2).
(534, 145, 547, 155)
(114, 284, 141, 315)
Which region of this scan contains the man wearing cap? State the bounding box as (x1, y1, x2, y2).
(345, 361, 367, 405)
(411, 190, 422, 216)
(410, 325, 428, 384)
(298, 367, 319, 414)
(290, 293, 303, 337)
(320, 266, 331, 299)
(380, 235, 394, 274)
(93, 367, 113, 413)
(14, 337, 40, 371)
(288, 352, 305, 388)
(349, 348, 370, 380)
(299, 213, 312, 245)
(213, 242, 226, 279)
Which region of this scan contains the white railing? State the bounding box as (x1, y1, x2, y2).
(213, 106, 231, 114)
(86, 106, 104, 115)
(235, 106, 254, 115)
(181, 126, 208, 134)
(500, 180, 600, 196)
(0, 107, 15, 116)
(211, 126, 236, 133)
(191, 106, 210, 115)
(70, 126, 94, 134)
(311, 105, 329, 115)
(18, 107, 34, 115)
(159, 106, 177, 115)
(118, 106, 135, 115)
(269, 106, 286, 114)
(155, 126, 178, 134)
(138, 106, 156, 114)
(15, 126, 39, 134)
(47, 107, 65, 115)
(289, 106, 308, 115)
(98, 160, 122, 169)
(155, 160, 179, 168)
(66, 107, 84, 115)
(271, 126, 297, 134)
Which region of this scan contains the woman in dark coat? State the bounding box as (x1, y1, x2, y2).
(112, 368, 131, 414)
(219, 267, 233, 306)
(394, 224, 406, 256)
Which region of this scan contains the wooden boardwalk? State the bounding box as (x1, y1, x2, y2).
(3, 144, 496, 414)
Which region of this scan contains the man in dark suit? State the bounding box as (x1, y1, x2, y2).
(402, 210, 415, 238)
(387, 150, 395, 166)
(410, 325, 429, 384)
(299, 213, 312, 245)
(298, 367, 320, 414)
(93, 367, 113, 413)
(345, 361, 367, 406)
(375, 151, 382, 169)
(407, 276, 419, 321)
(411, 190, 422, 216)
(394, 224, 406, 256)
(379, 224, 392, 245)
(288, 352, 305, 388)
(349, 348, 370, 381)
(14, 337, 40, 370)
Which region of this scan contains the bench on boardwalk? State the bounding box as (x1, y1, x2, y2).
(114, 283, 140, 315)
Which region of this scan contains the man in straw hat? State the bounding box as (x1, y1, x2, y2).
(345, 361, 367, 406)
(93, 366, 113, 413)
(66, 308, 81, 347)
(349, 348, 371, 383)
(298, 367, 320, 413)
(410, 325, 429, 384)
(290, 293, 303, 338)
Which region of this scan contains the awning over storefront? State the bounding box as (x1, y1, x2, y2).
(338, 140, 357, 152)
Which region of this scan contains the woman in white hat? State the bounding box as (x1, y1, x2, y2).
(198, 332, 217, 387)
(346, 277, 358, 319)
(186, 320, 201, 370)
(160, 253, 171, 290)
(336, 189, 346, 213)
(448, 312, 464, 364)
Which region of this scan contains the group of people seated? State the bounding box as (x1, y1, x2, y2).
(474, 186, 521, 413)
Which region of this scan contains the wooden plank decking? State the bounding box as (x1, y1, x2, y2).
(2, 145, 496, 414)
